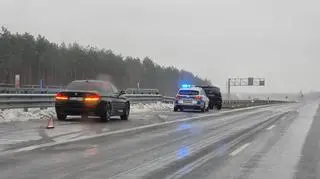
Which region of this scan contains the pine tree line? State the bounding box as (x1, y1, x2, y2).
(0, 27, 210, 96)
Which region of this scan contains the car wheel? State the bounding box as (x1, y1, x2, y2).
(121, 103, 130, 120)
(174, 106, 178, 112)
(57, 113, 67, 121)
(216, 104, 222, 110)
(101, 103, 111, 122)
(201, 104, 206, 113)
(209, 103, 214, 110)
(81, 114, 88, 119)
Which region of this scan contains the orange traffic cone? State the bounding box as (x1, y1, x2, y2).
(47, 116, 55, 129)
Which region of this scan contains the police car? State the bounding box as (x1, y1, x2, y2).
(174, 84, 210, 112)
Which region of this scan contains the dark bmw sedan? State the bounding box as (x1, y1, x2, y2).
(55, 80, 130, 122)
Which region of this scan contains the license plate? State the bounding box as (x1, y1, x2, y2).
(70, 97, 83, 101)
(183, 99, 192, 104)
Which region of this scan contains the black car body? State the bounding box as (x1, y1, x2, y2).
(196, 85, 222, 110)
(55, 80, 130, 121)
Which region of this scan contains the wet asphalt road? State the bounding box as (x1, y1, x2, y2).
(0, 101, 318, 179)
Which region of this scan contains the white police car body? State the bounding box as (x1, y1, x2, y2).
(174, 85, 210, 112)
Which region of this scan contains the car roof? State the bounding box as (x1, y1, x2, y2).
(178, 87, 202, 91)
(196, 85, 220, 89)
(70, 80, 112, 84)
(71, 80, 104, 83)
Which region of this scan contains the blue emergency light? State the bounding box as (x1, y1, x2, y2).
(181, 84, 192, 88)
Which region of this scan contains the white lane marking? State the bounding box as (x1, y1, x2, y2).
(0, 105, 274, 156)
(53, 133, 84, 143)
(230, 143, 251, 156)
(266, 125, 276, 130)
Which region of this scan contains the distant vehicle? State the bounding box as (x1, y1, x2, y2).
(174, 85, 210, 112)
(196, 85, 222, 110)
(55, 80, 130, 122)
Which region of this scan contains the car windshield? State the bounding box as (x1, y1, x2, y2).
(179, 90, 199, 95)
(66, 81, 113, 94)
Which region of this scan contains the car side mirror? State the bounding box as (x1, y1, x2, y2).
(118, 90, 126, 97)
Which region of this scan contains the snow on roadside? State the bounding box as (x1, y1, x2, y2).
(0, 102, 173, 123)
(0, 108, 56, 123)
(131, 102, 173, 113)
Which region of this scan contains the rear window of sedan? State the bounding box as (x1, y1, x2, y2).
(66, 81, 113, 94)
(178, 90, 199, 95)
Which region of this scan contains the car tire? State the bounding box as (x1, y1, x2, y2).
(57, 113, 67, 121)
(121, 103, 130, 120)
(81, 114, 88, 119)
(216, 103, 222, 110)
(201, 104, 206, 113)
(174, 106, 178, 112)
(101, 103, 111, 122)
(209, 103, 214, 110)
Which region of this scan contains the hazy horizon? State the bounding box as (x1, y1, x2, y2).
(1, 0, 319, 93)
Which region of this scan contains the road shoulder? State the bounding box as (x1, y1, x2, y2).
(248, 101, 318, 179)
(294, 102, 320, 179)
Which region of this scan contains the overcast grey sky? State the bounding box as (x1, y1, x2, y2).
(0, 0, 319, 93)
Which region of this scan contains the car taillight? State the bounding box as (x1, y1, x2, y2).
(195, 95, 202, 100)
(56, 93, 68, 100)
(84, 94, 101, 102)
(176, 95, 181, 100)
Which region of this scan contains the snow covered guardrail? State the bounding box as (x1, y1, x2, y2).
(0, 93, 293, 111)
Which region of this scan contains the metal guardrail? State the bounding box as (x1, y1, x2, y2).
(0, 87, 161, 95)
(0, 94, 175, 110)
(124, 94, 164, 104)
(221, 99, 291, 109)
(125, 88, 160, 95)
(0, 94, 55, 109)
(0, 93, 293, 111)
(0, 83, 63, 89)
(0, 87, 62, 94)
